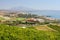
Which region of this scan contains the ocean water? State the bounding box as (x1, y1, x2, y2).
(29, 10, 60, 19)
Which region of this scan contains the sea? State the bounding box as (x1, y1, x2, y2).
(29, 10, 60, 19)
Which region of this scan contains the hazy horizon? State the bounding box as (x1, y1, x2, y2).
(0, 0, 60, 19)
(0, 0, 60, 10)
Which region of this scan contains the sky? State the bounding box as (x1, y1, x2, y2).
(0, 0, 60, 10)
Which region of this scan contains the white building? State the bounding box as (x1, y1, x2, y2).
(36, 18, 45, 23)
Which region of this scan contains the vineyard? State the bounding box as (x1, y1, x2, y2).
(0, 24, 60, 40)
(48, 24, 60, 32)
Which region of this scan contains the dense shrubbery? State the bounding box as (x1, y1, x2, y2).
(17, 13, 38, 18)
(0, 24, 60, 40)
(48, 24, 60, 32)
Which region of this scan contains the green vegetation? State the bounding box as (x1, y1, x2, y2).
(48, 24, 60, 32)
(17, 13, 38, 18)
(0, 17, 5, 20)
(16, 17, 26, 21)
(0, 12, 60, 40)
(0, 24, 60, 40)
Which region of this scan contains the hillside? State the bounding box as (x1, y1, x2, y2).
(0, 10, 60, 40)
(0, 24, 60, 40)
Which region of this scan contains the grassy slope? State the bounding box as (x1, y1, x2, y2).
(35, 25, 57, 31)
(48, 24, 60, 32)
(0, 24, 60, 40)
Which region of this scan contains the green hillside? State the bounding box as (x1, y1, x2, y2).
(48, 24, 60, 32)
(0, 24, 60, 40)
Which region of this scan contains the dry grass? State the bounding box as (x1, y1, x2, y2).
(35, 25, 57, 31)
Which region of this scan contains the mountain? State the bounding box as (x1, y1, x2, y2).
(10, 6, 36, 11)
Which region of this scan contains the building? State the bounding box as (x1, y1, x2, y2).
(26, 18, 45, 23)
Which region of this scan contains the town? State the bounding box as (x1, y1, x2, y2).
(0, 10, 60, 26)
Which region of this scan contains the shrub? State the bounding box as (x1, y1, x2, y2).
(0, 24, 60, 40)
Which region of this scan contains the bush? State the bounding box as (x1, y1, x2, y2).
(0, 24, 60, 40)
(48, 24, 60, 32)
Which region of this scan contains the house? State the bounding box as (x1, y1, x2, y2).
(36, 18, 45, 23)
(26, 18, 37, 22)
(46, 17, 55, 21)
(26, 18, 45, 23)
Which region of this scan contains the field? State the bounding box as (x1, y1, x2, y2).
(0, 24, 60, 40)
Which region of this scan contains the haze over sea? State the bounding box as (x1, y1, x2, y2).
(29, 10, 60, 19)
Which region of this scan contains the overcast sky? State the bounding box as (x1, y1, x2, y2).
(0, 0, 60, 10)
